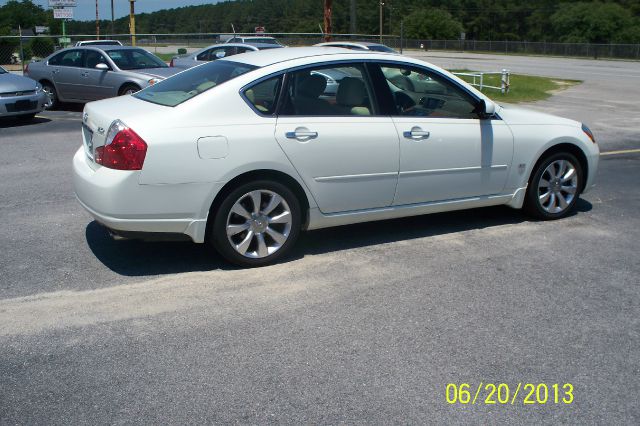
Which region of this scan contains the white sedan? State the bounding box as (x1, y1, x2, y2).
(73, 47, 599, 266)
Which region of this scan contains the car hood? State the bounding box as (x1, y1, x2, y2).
(132, 67, 182, 79)
(498, 103, 580, 127)
(0, 72, 38, 92)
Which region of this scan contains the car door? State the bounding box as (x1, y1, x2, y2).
(273, 63, 400, 214)
(79, 50, 113, 101)
(50, 49, 86, 100)
(373, 63, 514, 205)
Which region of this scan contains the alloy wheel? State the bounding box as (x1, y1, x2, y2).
(225, 189, 293, 259)
(537, 159, 578, 214)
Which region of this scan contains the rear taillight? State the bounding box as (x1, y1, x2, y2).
(169, 58, 174, 67)
(95, 120, 147, 170)
(24, 63, 29, 74)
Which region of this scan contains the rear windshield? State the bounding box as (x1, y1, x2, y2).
(247, 37, 279, 45)
(367, 45, 397, 53)
(134, 60, 257, 107)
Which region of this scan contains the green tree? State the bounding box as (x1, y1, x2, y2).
(550, 1, 640, 43)
(404, 8, 464, 40)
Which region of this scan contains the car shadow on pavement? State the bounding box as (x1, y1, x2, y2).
(0, 116, 51, 128)
(85, 221, 230, 276)
(85, 200, 592, 276)
(296, 199, 591, 257)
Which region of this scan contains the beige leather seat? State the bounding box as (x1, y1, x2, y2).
(293, 74, 335, 115)
(336, 77, 371, 115)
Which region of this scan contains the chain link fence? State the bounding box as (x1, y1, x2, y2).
(0, 33, 402, 70)
(2, 33, 639, 70)
(414, 39, 640, 60)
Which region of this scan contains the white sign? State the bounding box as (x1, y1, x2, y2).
(255, 26, 265, 34)
(49, 0, 77, 6)
(35, 26, 50, 34)
(53, 8, 74, 19)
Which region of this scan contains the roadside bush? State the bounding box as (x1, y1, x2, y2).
(177, 47, 187, 54)
(0, 37, 18, 64)
(28, 37, 55, 59)
(21, 44, 33, 61)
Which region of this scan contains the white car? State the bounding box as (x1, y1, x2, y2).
(73, 47, 599, 266)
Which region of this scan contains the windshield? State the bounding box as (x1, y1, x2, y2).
(367, 45, 397, 53)
(107, 49, 167, 70)
(246, 37, 279, 45)
(134, 60, 257, 107)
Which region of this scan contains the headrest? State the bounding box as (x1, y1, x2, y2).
(298, 74, 327, 98)
(336, 77, 366, 106)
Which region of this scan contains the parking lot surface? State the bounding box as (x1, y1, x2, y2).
(0, 53, 639, 424)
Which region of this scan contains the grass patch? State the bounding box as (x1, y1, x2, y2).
(155, 52, 177, 61)
(451, 69, 581, 103)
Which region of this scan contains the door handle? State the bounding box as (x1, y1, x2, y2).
(403, 127, 430, 140)
(81, 72, 89, 77)
(285, 129, 318, 141)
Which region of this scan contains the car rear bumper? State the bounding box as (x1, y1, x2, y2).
(72, 147, 216, 243)
(0, 92, 47, 117)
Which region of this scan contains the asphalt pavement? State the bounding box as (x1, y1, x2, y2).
(0, 53, 638, 424)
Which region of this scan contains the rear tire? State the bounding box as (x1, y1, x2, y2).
(41, 82, 57, 109)
(211, 180, 301, 267)
(523, 152, 583, 220)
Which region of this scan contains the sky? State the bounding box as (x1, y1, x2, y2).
(1, 0, 222, 21)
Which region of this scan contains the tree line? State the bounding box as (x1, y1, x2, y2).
(1, 0, 640, 43)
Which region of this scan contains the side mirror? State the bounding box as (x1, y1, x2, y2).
(95, 63, 109, 71)
(476, 99, 496, 119)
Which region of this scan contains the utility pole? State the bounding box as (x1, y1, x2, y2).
(379, 2, 384, 43)
(349, 0, 356, 34)
(111, 0, 115, 36)
(129, 0, 136, 46)
(323, 0, 332, 42)
(95, 0, 100, 38)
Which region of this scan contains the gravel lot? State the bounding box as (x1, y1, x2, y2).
(0, 53, 638, 424)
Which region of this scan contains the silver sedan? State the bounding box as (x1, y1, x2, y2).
(0, 65, 48, 120)
(170, 43, 283, 69)
(25, 46, 181, 109)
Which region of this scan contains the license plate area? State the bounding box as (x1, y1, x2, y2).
(83, 124, 94, 160)
(6, 99, 36, 112)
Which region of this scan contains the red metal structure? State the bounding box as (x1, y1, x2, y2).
(323, 0, 332, 42)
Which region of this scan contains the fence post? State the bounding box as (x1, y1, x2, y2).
(479, 73, 484, 91)
(18, 26, 25, 74)
(501, 69, 510, 94)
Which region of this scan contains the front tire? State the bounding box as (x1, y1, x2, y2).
(211, 180, 301, 267)
(524, 152, 583, 220)
(119, 84, 141, 96)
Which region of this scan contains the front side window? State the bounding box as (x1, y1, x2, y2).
(84, 51, 109, 68)
(380, 65, 479, 119)
(243, 76, 282, 115)
(280, 64, 375, 116)
(134, 60, 256, 107)
(107, 49, 166, 70)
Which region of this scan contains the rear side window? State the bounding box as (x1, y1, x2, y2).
(280, 64, 376, 116)
(134, 60, 256, 107)
(243, 76, 283, 115)
(50, 50, 84, 67)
